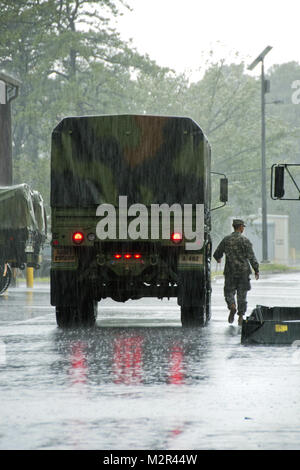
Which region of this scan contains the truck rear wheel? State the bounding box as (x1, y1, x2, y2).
(56, 299, 98, 328)
(0, 264, 12, 295)
(181, 305, 206, 327)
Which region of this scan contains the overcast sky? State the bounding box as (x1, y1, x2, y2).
(117, 0, 300, 78)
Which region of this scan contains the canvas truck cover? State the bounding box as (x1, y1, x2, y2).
(31, 190, 47, 237)
(51, 114, 209, 208)
(0, 184, 38, 231)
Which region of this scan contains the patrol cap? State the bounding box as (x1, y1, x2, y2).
(232, 219, 246, 227)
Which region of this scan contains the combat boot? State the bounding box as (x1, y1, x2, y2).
(228, 304, 236, 323)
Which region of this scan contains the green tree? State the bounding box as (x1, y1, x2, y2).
(177, 60, 300, 244)
(0, 0, 162, 206)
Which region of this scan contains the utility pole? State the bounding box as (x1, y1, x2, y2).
(0, 72, 21, 288)
(248, 46, 272, 263)
(0, 72, 21, 185)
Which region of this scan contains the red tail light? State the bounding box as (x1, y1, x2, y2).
(171, 232, 182, 243)
(114, 253, 142, 260)
(72, 232, 84, 244)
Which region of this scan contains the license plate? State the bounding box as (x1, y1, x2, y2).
(179, 254, 203, 264)
(53, 248, 76, 262)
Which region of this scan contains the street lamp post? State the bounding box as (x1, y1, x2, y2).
(248, 46, 272, 263)
(0, 72, 21, 186)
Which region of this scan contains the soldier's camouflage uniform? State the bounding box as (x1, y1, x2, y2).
(213, 232, 259, 315)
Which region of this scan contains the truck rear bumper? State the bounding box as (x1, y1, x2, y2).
(51, 268, 206, 306)
(50, 268, 178, 305)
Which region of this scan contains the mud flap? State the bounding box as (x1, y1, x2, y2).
(51, 269, 80, 306)
(177, 270, 205, 307)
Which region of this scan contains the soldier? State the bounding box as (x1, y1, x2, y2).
(213, 219, 259, 326)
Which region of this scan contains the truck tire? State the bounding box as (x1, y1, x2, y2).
(205, 289, 211, 323)
(181, 305, 206, 327)
(205, 272, 211, 323)
(0, 264, 12, 295)
(205, 242, 212, 323)
(56, 299, 98, 328)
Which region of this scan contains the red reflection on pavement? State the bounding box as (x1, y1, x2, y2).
(170, 428, 183, 437)
(69, 341, 88, 385)
(113, 336, 144, 384)
(168, 344, 184, 385)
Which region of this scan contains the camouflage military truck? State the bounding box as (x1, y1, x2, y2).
(50, 115, 227, 327)
(0, 184, 47, 292)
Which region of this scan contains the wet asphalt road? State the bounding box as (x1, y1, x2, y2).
(1, 272, 300, 450)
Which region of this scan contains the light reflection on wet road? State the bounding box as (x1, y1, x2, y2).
(1, 273, 300, 450)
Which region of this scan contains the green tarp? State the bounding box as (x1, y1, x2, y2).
(31, 190, 47, 237)
(0, 184, 43, 232)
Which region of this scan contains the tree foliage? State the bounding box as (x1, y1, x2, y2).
(1, 1, 300, 250)
(0, 0, 163, 204)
